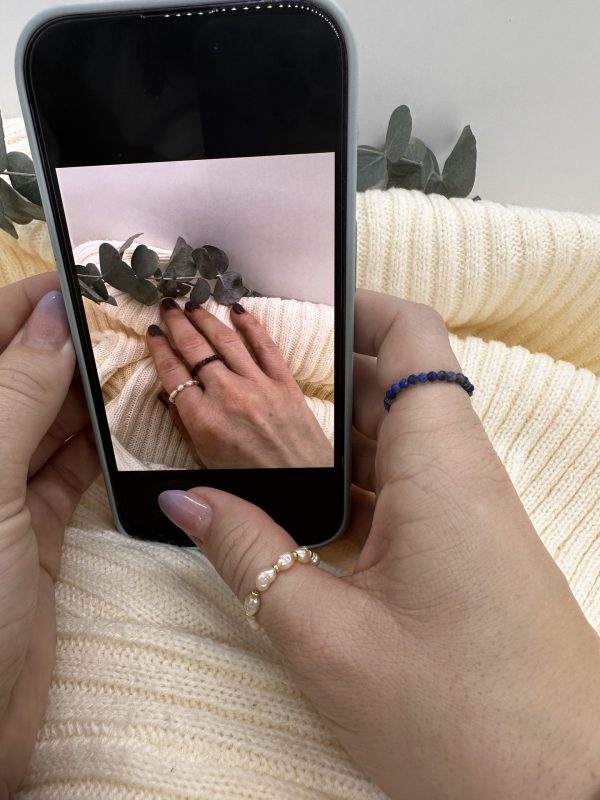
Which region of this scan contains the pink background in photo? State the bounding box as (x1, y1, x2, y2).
(57, 153, 335, 305)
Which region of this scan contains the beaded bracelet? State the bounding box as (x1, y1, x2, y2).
(384, 370, 474, 411)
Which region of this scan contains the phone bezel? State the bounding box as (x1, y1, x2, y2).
(15, 0, 357, 547)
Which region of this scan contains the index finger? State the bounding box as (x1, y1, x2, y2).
(0, 272, 60, 352)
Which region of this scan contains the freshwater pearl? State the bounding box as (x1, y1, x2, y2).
(276, 552, 294, 571)
(310, 552, 320, 565)
(244, 594, 260, 616)
(256, 567, 276, 591)
(295, 547, 311, 563)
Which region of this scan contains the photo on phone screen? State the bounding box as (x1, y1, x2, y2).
(56, 151, 335, 471)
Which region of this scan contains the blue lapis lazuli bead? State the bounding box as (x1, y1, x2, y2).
(407, 374, 417, 384)
(427, 371, 438, 381)
(418, 372, 428, 382)
(391, 383, 401, 395)
(399, 378, 409, 388)
(446, 371, 456, 381)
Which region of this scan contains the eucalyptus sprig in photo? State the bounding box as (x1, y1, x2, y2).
(0, 111, 45, 239)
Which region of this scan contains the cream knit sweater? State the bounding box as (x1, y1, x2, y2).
(1, 117, 598, 799)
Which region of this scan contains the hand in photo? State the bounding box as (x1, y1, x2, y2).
(146, 297, 334, 469)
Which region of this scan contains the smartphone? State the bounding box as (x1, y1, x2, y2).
(16, 0, 356, 547)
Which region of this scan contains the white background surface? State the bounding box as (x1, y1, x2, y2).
(1, 0, 599, 213)
(58, 153, 335, 304)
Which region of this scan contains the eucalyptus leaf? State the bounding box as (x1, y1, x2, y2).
(384, 105, 412, 163)
(424, 172, 450, 197)
(0, 205, 17, 238)
(118, 232, 143, 257)
(0, 179, 45, 224)
(213, 271, 246, 305)
(357, 146, 386, 191)
(131, 244, 160, 279)
(77, 262, 109, 300)
(6, 152, 42, 206)
(128, 278, 159, 305)
(203, 245, 229, 275)
(193, 246, 219, 279)
(79, 277, 116, 305)
(166, 235, 196, 278)
(245, 290, 263, 297)
(442, 125, 477, 197)
(158, 278, 192, 298)
(189, 276, 211, 304)
(387, 160, 422, 190)
(0, 114, 7, 173)
(99, 243, 140, 292)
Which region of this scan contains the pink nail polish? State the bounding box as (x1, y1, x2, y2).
(158, 490, 212, 545)
(21, 291, 70, 351)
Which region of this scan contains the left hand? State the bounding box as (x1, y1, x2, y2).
(0, 274, 100, 795)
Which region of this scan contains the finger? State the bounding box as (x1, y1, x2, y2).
(228, 302, 292, 381)
(146, 324, 204, 417)
(157, 487, 354, 653)
(0, 291, 75, 511)
(159, 298, 227, 384)
(184, 300, 260, 378)
(27, 427, 100, 579)
(158, 391, 205, 467)
(0, 273, 59, 352)
(28, 374, 90, 477)
(352, 353, 383, 440)
(351, 426, 376, 492)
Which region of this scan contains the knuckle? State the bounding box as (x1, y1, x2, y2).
(159, 356, 184, 383)
(213, 330, 241, 350)
(177, 332, 205, 353)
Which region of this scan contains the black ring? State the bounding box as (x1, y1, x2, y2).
(190, 354, 225, 379)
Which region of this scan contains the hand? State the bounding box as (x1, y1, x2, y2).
(146, 297, 333, 468)
(157, 289, 600, 800)
(0, 274, 100, 796)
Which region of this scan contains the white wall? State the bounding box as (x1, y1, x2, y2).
(2, 0, 599, 213)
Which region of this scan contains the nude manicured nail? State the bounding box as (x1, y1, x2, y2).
(158, 490, 212, 545)
(21, 291, 70, 350)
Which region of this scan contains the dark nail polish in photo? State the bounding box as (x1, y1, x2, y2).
(148, 324, 164, 337)
(231, 302, 246, 315)
(185, 301, 201, 312)
(161, 297, 179, 310)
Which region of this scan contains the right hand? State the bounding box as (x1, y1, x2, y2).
(147, 297, 333, 469)
(158, 289, 600, 800)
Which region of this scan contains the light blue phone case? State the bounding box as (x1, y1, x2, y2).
(15, 0, 357, 545)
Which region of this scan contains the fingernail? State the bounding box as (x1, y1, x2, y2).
(148, 324, 164, 337)
(157, 392, 170, 409)
(21, 291, 70, 350)
(185, 301, 201, 312)
(231, 302, 246, 315)
(158, 490, 212, 546)
(161, 297, 179, 310)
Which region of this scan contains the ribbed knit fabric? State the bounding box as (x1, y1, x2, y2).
(72, 239, 334, 470)
(1, 118, 598, 799)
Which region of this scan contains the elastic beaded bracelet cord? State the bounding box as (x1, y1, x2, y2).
(384, 370, 474, 411)
(243, 546, 321, 630)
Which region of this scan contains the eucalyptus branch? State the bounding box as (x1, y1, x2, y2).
(357, 104, 477, 197)
(77, 235, 262, 308)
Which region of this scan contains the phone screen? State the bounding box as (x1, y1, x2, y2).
(22, 2, 351, 543)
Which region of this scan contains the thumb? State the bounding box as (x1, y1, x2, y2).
(0, 290, 74, 508)
(158, 487, 348, 648)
